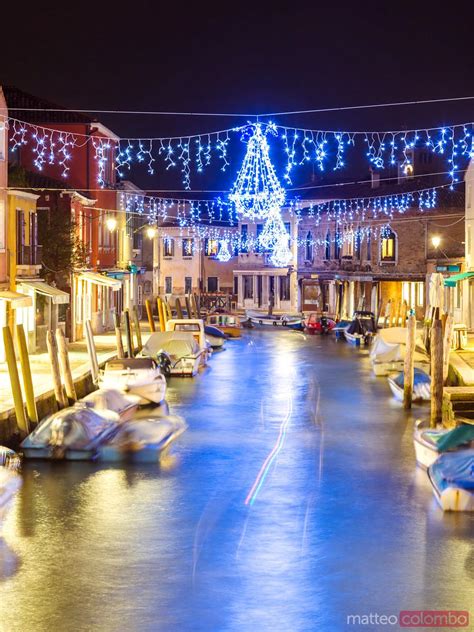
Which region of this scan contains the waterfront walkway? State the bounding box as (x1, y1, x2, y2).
(1, 330, 472, 631)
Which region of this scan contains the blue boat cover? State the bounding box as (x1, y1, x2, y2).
(394, 368, 430, 389)
(432, 449, 474, 490)
(204, 325, 227, 339)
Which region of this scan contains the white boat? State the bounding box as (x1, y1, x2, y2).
(99, 357, 167, 405)
(165, 319, 211, 364)
(141, 332, 204, 377)
(428, 449, 474, 511)
(246, 310, 304, 328)
(370, 327, 430, 376)
(343, 312, 377, 346)
(81, 388, 141, 421)
(413, 419, 474, 470)
(388, 368, 431, 402)
(99, 414, 187, 463)
(204, 324, 227, 348)
(0, 468, 22, 524)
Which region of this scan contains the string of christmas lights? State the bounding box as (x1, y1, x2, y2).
(2, 115, 473, 189)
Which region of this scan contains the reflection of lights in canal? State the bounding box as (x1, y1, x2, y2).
(245, 386, 294, 507)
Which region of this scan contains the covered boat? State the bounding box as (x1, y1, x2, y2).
(370, 327, 430, 376)
(204, 324, 227, 348)
(81, 388, 141, 421)
(246, 310, 304, 329)
(21, 405, 120, 460)
(141, 332, 204, 376)
(99, 357, 167, 405)
(99, 414, 187, 463)
(165, 319, 211, 363)
(206, 313, 242, 337)
(304, 314, 336, 335)
(413, 420, 474, 469)
(388, 368, 431, 402)
(343, 311, 377, 346)
(428, 449, 474, 511)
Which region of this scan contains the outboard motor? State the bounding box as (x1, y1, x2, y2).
(320, 316, 329, 335)
(156, 351, 172, 378)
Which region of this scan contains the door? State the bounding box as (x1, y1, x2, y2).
(257, 275, 263, 307)
(207, 277, 218, 293)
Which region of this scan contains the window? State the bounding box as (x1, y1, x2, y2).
(233, 276, 238, 295)
(182, 238, 194, 257)
(205, 238, 218, 257)
(341, 227, 354, 259)
(185, 276, 192, 294)
(240, 224, 248, 253)
(280, 275, 290, 301)
(334, 227, 341, 259)
(325, 231, 331, 260)
(243, 275, 253, 299)
(305, 232, 313, 262)
(165, 276, 172, 294)
(163, 238, 174, 257)
(256, 224, 264, 252)
(366, 232, 371, 261)
(381, 230, 396, 262)
(207, 277, 218, 292)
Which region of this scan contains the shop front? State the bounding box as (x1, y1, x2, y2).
(73, 271, 122, 339)
(0, 290, 32, 361)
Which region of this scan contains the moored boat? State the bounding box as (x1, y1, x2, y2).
(98, 414, 187, 463)
(165, 319, 211, 364)
(204, 324, 227, 348)
(246, 310, 304, 329)
(343, 311, 377, 346)
(304, 313, 336, 335)
(141, 332, 204, 377)
(388, 368, 431, 402)
(413, 419, 474, 470)
(428, 449, 474, 511)
(206, 313, 242, 338)
(370, 327, 430, 376)
(21, 405, 120, 460)
(99, 357, 167, 405)
(81, 388, 141, 421)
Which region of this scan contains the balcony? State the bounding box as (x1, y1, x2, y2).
(16, 245, 43, 277)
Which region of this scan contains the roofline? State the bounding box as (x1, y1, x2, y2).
(8, 189, 40, 201)
(90, 122, 120, 142)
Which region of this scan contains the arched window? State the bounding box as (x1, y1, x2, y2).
(305, 231, 313, 262)
(334, 227, 341, 260)
(381, 230, 396, 262)
(325, 231, 331, 260)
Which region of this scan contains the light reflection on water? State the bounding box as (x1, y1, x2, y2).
(0, 331, 473, 631)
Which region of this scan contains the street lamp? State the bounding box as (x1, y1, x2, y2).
(146, 226, 157, 239)
(106, 216, 117, 232)
(431, 235, 441, 249)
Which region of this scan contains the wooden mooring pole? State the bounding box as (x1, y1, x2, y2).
(175, 297, 183, 319)
(403, 312, 416, 409)
(443, 314, 454, 385)
(132, 305, 143, 352)
(157, 298, 166, 331)
(430, 317, 443, 428)
(47, 330, 68, 409)
(16, 324, 38, 424)
(145, 299, 156, 332)
(56, 328, 77, 403)
(85, 319, 100, 383)
(124, 310, 134, 358)
(3, 326, 29, 434)
(193, 293, 201, 318)
(113, 312, 125, 358)
(185, 295, 193, 319)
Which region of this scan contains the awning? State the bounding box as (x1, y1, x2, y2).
(0, 290, 33, 308)
(78, 271, 122, 290)
(19, 281, 70, 304)
(444, 272, 474, 287)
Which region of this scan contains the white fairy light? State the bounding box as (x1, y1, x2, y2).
(216, 239, 231, 262)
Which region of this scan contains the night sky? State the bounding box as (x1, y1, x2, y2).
(2, 2, 474, 192)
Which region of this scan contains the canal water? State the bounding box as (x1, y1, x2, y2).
(1, 331, 473, 631)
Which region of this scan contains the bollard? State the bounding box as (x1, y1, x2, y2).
(430, 318, 443, 428)
(47, 330, 68, 409)
(85, 319, 100, 383)
(56, 328, 77, 403)
(113, 312, 125, 359)
(124, 310, 134, 358)
(132, 305, 143, 351)
(175, 298, 183, 319)
(403, 313, 416, 409)
(16, 324, 38, 424)
(157, 298, 166, 332)
(3, 326, 29, 434)
(145, 299, 156, 332)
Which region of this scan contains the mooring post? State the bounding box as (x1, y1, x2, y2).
(113, 312, 125, 358)
(145, 299, 156, 332)
(16, 324, 38, 424)
(403, 312, 416, 409)
(3, 326, 29, 434)
(185, 295, 192, 319)
(132, 305, 143, 351)
(85, 319, 100, 383)
(47, 330, 68, 409)
(442, 313, 454, 384)
(430, 317, 443, 428)
(124, 309, 134, 358)
(193, 293, 201, 318)
(157, 298, 166, 331)
(56, 328, 77, 403)
(175, 297, 183, 319)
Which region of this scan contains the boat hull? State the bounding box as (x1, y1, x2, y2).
(428, 450, 474, 511)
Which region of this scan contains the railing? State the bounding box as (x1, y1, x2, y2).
(17, 245, 43, 266)
(199, 293, 234, 313)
